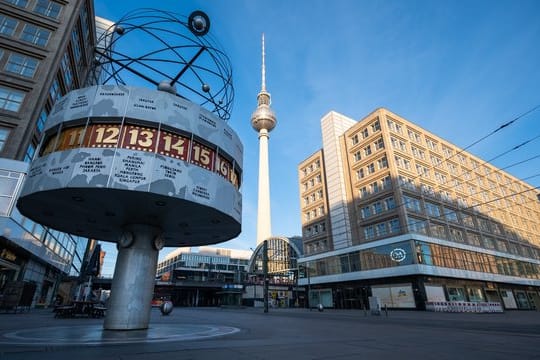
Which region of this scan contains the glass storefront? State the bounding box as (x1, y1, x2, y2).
(300, 241, 413, 278)
(299, 239, 540, 280)
(466, 287, 485, 302)
(447, 287, 466, 301)
(415, 241, 540, 279)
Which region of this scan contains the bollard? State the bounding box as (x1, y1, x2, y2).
(384, 304, 388, 317)
(160, 300, 173, 316)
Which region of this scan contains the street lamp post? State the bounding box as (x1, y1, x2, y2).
(307, 262, 311, 310)
(263, 240, 269, 313)
(289, 257, 298, 308)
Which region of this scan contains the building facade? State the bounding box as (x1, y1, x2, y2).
(155, 246, 251, 307)
(247, 236, 304, 308)
(298, 108, 540, 310)
(0, 0, 97, 309)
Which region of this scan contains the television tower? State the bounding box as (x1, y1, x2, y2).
(251, 33, 277, 245)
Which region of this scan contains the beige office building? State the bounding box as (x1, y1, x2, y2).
(298, 108, 540, 310)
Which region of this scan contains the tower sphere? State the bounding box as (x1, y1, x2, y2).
(251, 102, 277, 132)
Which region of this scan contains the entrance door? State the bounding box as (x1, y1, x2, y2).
(514, 291, 530, 309)
(485, 289, 501, 303)
(527, 291, 540, 310)
(342, 287, 363, 309)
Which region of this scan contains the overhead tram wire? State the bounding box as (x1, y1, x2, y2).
(381, 164, 540, 234)
(390, 153, 540, 230)
(367, 103, 540, 223)
(377, 133, 540, 225)
(387, 185, 540, 240)
(397, 184, 540, 246)
(392, 171, 540, 236)
(387, 103, 540, 196)
(481, 134, 540, 166)
(357, 137, 540, 238)
(454, 103, 540, 155)
(499, 154, 540, 173)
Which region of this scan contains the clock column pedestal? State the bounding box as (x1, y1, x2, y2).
(104, 224, 163, 330)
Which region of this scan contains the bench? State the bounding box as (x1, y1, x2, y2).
(91, 306, 107, 318)
(54, 305, 76, 318)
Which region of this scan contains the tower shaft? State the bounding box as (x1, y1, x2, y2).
(257, 129, 272, 245)
(251, 33, 277, 246)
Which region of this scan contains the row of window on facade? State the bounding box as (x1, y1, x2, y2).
(407, 215, 540, 259)
(403, 173, 539, 233)
(355, 155, 387, 180)
(304, 238, 329, 255)
(351, 118, 381, 145)
(363, 217, 401, 240)
(403, 194, 539, 239)
(1, 14, 52, 47)
(387, 116, 533, 197)
(394, 152, 529, 201)
(303, 189, 323, 206)
(417, 241, 540, 278)
(157, 254, 249, 273)
(397, 172, 539, 223)
(387, 116, 455, 157)
(301, 159, 321, 177)
(1, 7, 91, 159)
(301, 173, 322, 191)
(4, 0, 63, 19)
(303, 221, 326, 238)
(352, 137, 385, 163)
(391, 135, 452, 163)
(300, 240, 540, 280)
(358, 175, 392, 198)
(360, 196, 396, 219)
(10, 206, 77, 263)
(0, 168, 78, 266)
(304, 205, 325, 222)
(356, 197, 540, 259)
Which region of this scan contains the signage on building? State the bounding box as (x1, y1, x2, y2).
(222, 284, 243, 289)
(390, 248, 406, 262)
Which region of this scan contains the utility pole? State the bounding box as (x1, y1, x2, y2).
(263, 240, 269, 313)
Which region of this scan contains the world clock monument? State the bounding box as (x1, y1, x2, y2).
(17, 9, 242, 330)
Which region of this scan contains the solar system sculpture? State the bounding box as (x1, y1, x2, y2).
(17, 9, 242, 330)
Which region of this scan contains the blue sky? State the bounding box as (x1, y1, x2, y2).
(93, 0, 540, 276)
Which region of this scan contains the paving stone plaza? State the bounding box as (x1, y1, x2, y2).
(1, 307, 539, 359)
